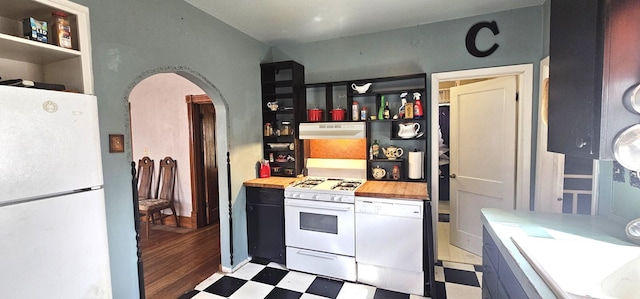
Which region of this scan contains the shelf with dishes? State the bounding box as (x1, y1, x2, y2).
(390, 119, 426, 140)
(369, 159, 404, 181)
(260, 61, 306, 177)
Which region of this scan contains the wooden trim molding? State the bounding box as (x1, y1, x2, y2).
(186, 94, 209, 228)
(186, 94, 212, 104)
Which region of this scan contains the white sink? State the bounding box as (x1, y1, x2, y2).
(511, 235, 640, 299)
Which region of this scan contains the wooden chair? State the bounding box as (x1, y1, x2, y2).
(139, 157, 179, 239)
(137, 156, 154, 199)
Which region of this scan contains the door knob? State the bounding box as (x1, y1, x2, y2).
(557, 197, 563, 202)
(450, 173, 457, 178)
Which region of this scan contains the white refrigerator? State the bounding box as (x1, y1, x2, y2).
(0, 85, 113, 298)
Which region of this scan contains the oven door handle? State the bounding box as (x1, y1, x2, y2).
(286, 203, 352, 212)
(296, 250, 337, 260)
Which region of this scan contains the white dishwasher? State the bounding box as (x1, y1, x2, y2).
(355, 197, 424, 295)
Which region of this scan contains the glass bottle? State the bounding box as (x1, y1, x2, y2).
(371, 139, 380, 160)
(352, 101, 359, 121)
(378, 96, 386, 120)
(383, 100, 391, 119)
(360, 106, 368, 120)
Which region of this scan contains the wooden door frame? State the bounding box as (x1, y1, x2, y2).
(186, 94, 211, 228)
(430, 64, 533, 258)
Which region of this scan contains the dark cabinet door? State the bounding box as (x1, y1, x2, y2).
(246, 187, 285, 264)
(548, 0, 640, 159)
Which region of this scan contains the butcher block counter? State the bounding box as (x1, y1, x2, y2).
(243, 177, 302, 189)
(243, 178, 429, 200)
(355, 181, 429, 201)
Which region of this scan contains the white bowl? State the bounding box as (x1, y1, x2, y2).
(267, 143, 291, 149)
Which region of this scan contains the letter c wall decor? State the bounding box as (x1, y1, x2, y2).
(466, 21, 500, 57)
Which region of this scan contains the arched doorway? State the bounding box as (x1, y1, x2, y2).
(125, 67, 230, 298)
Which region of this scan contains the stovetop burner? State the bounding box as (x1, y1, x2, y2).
(288, 177, 363, 192)
(330, 180, 363, 191)
(290, 178, 326, 189)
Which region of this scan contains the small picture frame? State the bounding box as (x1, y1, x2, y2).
(109, 134, 125, 153)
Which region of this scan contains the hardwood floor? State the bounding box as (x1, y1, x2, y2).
(141, 222, 221, 299)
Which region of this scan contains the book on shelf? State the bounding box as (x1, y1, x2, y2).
(0, 79, 65, 91)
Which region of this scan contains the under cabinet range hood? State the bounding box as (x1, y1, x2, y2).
(298, 122, 366, 140)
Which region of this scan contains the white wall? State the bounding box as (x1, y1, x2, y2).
(129, 73, 205, 217)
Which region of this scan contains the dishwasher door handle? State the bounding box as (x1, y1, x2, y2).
(296, 250, 337, 260)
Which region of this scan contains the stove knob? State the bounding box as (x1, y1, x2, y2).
(334, 196, 341, 202)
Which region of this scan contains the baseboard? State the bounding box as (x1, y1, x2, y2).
(221, 257, 251, 273)
(146, 214, 194, 229)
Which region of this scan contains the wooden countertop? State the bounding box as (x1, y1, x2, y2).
(244, 177, 429, 200)
(355, 181, 429, 201)
(243, 177, 302, 189)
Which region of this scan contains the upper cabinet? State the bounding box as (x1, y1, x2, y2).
(260, 61, 306, 177)
(548, 0, 640, 160)
(0, 0, 93, 94)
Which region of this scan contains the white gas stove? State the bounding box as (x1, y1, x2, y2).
(284, 158, 366, 281)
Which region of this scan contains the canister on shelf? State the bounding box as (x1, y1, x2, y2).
(360, 106, 368, 120)
(392, 165, 400, 180)
(352, 101, 359, 120)
(264, 123, 272, 136)
(52, 11, 72, 49)
(281, 121, 291, 135)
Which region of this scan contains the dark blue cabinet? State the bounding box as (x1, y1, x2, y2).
(482, 227, 526, 299)
(548, 0, 640, 159)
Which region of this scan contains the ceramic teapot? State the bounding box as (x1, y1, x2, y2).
(398, 122, 421, 138)
(382, 145, 404, 160)
(371, 166, 386, 179)
(267, 101, 279, 111)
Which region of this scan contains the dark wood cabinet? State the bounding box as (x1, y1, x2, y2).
(246, 187, 286, 264)
(548, 0, 640, 159)
(260, 61, 306, 177)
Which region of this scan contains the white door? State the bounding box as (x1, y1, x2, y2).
(534, 57, 565, 213)
(449, 76, 517, 256)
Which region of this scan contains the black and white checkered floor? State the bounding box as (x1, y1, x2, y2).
(178, 259, 482, 299)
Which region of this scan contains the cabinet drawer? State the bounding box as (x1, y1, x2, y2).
(286, 247, 356, 281)
(497, 250, 527, 299)
(483, 228, 499, 266)
(247, 187, 284, 205)
(482, 247, 498, 299)
(482, 279, 493, 299)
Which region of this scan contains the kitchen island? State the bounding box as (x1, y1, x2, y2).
(481, 208, 638, 299)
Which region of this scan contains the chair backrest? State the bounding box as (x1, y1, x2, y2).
(137, 156, 154, 199)
(156, 157, 177, 201)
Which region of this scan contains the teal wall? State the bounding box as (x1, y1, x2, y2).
(72, 0, 268, 297)
(600, 161, 640, 222)
(274, 7, 544, 84)
(610, 168, 640, 221)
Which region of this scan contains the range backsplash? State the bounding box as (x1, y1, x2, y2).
(309, 139, 366, 159)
